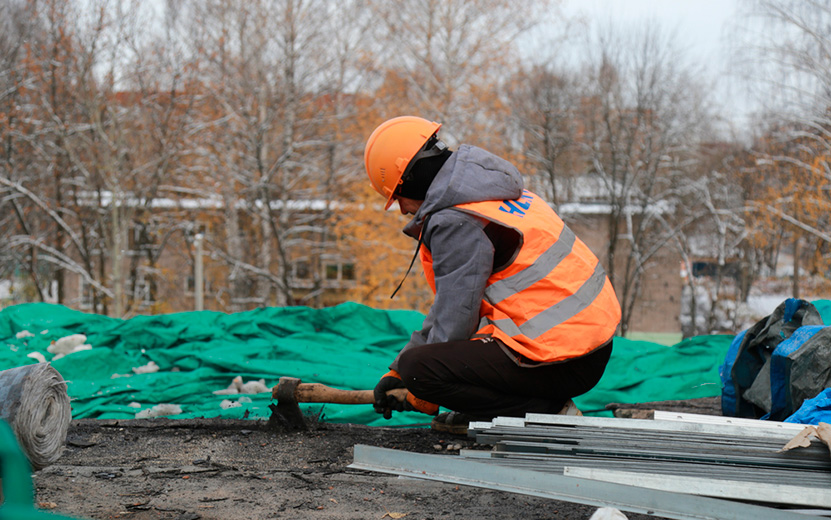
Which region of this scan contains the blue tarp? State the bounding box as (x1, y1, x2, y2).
(719, 299, 831, 424)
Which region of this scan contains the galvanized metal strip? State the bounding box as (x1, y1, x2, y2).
(563, 466, 831, 508)
(487, 440, 831, 476)
(520, 413, 800, 439)
(472, 428, 788, 454)
(461, 449, 831, 487)
(652, 411, 807, 433)
(477, 424, 794, 449)
(488, 438, 830, 470)
(349, 445, 822, 520)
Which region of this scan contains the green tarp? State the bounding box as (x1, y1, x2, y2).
(0, 302, 735, 426)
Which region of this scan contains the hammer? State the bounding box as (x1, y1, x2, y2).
(269, 376, 408, 430)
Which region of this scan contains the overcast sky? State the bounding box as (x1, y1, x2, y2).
(562, 0, 740, 64)
(558, 0, 751, 132)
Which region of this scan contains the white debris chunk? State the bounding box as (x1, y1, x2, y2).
(128, 402, 142, 408)
(220, 399, 242, 409)
(16, 330, 35, 339)
(589, 507, 628, 520)
(132, 361, 160, 374)
(213, 376, 271, 395)
(51, 344, 92, 361)
(238, 396, 252, 404)
(48, 334, 92, 359)
(48, 334, 88, 353)
(213, 376, 244, 395)
(27, 352, 47, 363)
(135, 404, 183, 419)
(239, 379, 270, 394)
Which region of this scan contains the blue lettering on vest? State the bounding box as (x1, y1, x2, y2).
(498, 191, 535, 217)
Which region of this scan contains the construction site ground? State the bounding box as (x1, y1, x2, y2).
(33, 399, 722, 520)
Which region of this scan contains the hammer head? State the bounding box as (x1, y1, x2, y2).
(268, 376, 307, 431)
(273, 376, 301, 402)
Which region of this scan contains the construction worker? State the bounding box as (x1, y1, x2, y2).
(364, 116, 621, 433)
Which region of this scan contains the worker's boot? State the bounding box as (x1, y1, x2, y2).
(434, 401, 582, 435)
(431, 411, 480, 435)
(558, 399, 583, 416)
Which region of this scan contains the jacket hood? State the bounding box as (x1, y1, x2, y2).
(403, 144, 524, 237)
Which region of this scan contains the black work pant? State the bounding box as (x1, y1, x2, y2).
(397, 338, 612, 419)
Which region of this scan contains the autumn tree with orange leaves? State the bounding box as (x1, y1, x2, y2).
(739, 127, 831, 298)
(732, 1, 831, 299)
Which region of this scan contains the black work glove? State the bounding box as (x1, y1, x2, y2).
(373, 371, 412, 419)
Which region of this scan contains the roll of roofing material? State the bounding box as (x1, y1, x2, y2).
(0, 363, 71, 471)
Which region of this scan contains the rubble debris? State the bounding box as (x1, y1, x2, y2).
(213, 375, 271, 395)
(135, 404, 183, 419)
(27, 352, 47, 363)
(48, 334, 92, 360)
(132, 361, 160, 374)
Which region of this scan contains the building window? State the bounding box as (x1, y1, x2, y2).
(295, 260, 311, 280)
(290, 259, 314, 289)
(134, 279, 152, 306)
(321, 257, 356, 287)
(185, 276, 211, 294)
(291, 256, 356, 288)
(131, 267, 156, 308)
(79, 279, 93, 309)
(325, 263, 339, 280)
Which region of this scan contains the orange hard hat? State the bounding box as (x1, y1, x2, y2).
(364, 116, 442, 210)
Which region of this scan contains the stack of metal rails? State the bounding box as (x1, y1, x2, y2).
(351, 412, 831, 520)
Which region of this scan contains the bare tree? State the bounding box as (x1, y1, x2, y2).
(101, 0, 208, 315)
(732, 1, 831, 281)
(367, 0, 550, 151)
(0, 0, 205, 316)
(576, 21, 714, 335)
(674, 144, 749, 337)
(506, 64, 580, 206)
(176, 0, 369, 311)
(0, 0, 45, 301)
(0, 0, 112, 308)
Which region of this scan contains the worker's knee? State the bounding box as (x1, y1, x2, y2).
(397, 346, 447, 399)
(396, 347, 427, 383)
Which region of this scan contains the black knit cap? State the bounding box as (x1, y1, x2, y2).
(396, 137, 452, 201)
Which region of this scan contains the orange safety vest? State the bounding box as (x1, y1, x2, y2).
(420, 190, 621, 363)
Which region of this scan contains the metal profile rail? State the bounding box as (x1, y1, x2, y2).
(475, 413, 807, 439)
(484, 432, 830, 471)
(563, 466, 831, 508)
(349, 445, 824, 520)
(459, 447, 828, 485)
(464, 413, 831, 508)
(478, 427, 818, 454)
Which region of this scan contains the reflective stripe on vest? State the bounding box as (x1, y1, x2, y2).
(420, 190, 620, 363)
(484, 225, 576, 305)
(480, 260, 608, 339)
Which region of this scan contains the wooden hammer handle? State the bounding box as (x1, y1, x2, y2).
(294, 383, 408, 405)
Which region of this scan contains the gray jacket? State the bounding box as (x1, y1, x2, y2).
(390, 144, 524, 371)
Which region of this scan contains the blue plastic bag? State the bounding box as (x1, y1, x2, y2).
(785, 388, 831, 425)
